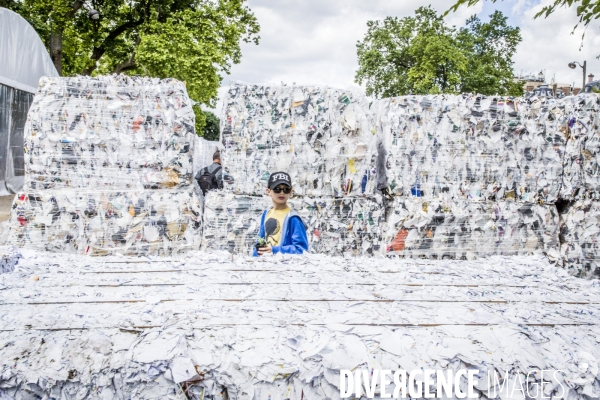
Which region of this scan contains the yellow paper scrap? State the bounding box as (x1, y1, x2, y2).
(348, 158, 357, 174)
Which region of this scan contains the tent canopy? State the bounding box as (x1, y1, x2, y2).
(0, 7, 58, 194)
(0, 7, 58, 93)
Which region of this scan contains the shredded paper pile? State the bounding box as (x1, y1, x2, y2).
(0, 247, 599, 399)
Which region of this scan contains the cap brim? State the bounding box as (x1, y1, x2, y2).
(269, 180, 292, 189)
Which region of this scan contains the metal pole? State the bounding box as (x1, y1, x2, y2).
(583, 60, 587, 91)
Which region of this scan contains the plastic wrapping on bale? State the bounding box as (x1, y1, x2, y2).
(220, 82, 380, 197)
(381, 95, 565, 203)
(291, 196, 384, 257)
(201, 191, 265, 255)
(7, 191, 203, 256)
(23, 75, 195, 191)
(560, 94, 600, 200)
(385, 198, 559, 259)
(7, 75, 202, 257)
(202, 192, 384, 256)
(192, 136, 219, 178)
(558, 200, 600, 278)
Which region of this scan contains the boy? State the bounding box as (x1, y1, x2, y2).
(254, 172, 309, 256)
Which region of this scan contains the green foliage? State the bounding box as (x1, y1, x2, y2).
(355, 7, 522, 97)
(457, 12, 523, 96)
(6, 0, 259, 132)
(194, 107, 207, 138)
(406, 10, 467, 94)
(201, 111, 220, 141)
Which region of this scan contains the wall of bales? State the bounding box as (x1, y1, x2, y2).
(216, 83, 600, 278)
(7, 77, 600, 278)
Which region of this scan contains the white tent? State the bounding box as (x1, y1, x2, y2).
(0, 7, 58, 195)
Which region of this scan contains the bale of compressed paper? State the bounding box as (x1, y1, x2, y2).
(2, 250, 600, 399)
(220, 82, 382, 197)
(23, 75, 195, 191)
(560, 94, 600, 200)
(201, 191, 266, 255)
(380, 95, 565, 203)
(7, 190, 203, 256)
(202, 191, 384, 256)
(291, 195, 384, 257)
(558, 200, 600, 278)
(7, 75, 203, 257)
(385, 198, 559, 259)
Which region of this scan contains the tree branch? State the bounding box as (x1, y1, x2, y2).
(113, 57, 137, 74)
(67, 0, 85, 18)
(81, 18, 145, 75)
(113, 38, 140, 74)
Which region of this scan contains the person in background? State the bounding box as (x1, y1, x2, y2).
(254, 172, 309, 256)
(196, 151, 223, 196)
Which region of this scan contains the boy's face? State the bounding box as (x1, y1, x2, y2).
(267, 184, 292, 206)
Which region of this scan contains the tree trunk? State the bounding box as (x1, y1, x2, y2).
(50, 30, 63, 76)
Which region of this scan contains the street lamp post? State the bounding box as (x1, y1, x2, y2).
(568, 61, 587, 91)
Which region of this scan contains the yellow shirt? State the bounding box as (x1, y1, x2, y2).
(264, 207, 291, 246)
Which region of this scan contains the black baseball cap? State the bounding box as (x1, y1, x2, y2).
(268, 172, 292, 189)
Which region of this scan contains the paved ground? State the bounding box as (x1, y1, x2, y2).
(0, 195, 14, 222)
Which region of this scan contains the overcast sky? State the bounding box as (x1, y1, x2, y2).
(214, 0, 600, 111)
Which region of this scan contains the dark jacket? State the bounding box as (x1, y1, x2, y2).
(195, 162, 223, 189)
(253, 209, 309, 256)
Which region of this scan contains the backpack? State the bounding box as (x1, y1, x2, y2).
(197, 165, 221, 196)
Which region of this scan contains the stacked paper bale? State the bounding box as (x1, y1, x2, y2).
(221, 82, 382, 197)
(203, 82, 385, 256)
(7, 75, 203, 256)
(202, 192, 265, 254)
(558, 201, 600, 278)
(292, 196, 384, 256)
(380, 95, 565, 202)
(560, 95, 600, 199)
(382, 95, 562, 259)
(385, 199, 559, 259)
(212, 82, 598, 269)
(556, 94, 600, 277)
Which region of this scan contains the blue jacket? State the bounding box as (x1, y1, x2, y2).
(253, 209, 309, 256)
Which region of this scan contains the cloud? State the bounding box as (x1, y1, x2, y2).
(445, 1, 484, 27)
(211, 0, 600, 113)
(512, 0, 600, 88)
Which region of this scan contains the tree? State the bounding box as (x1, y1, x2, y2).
(6, 0, 259, 133)
(202, 111, 220, 141)
(355, 7, 467, 98)
(355, 7, 522, 97)
(457, 11, 523, 95)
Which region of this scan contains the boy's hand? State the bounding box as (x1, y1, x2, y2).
(257, 245, 272, 255)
